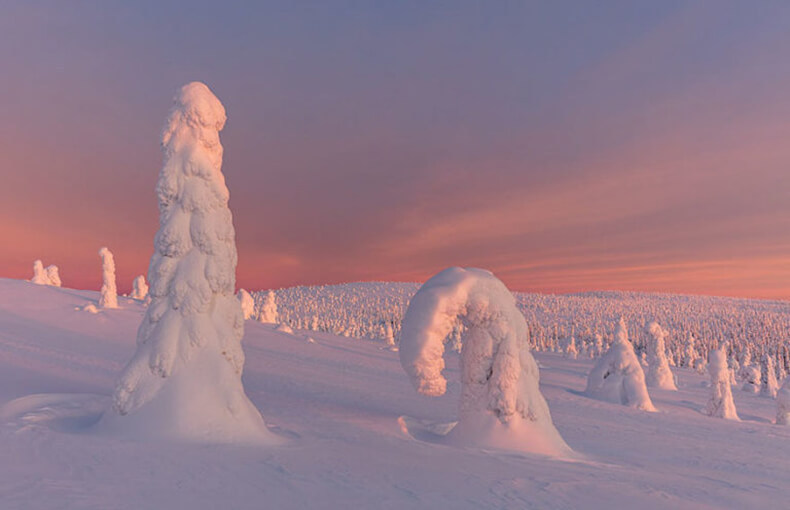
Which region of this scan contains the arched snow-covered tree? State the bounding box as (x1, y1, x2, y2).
(399, 267, 572, 456)
(704, 347, 739, 420)
(237, 289, 254, 320)
(103, 82, 275, 444)
(98, 247, 118, 309)
(585, 317, 657, 412)
(130, 275, 148, 301)
(645, 322, 676, 390)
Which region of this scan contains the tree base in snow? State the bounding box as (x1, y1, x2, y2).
(101, 348, 281, 445)
(400, 411, 574, 458)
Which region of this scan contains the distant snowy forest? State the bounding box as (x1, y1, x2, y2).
(254, 283, 790, 380)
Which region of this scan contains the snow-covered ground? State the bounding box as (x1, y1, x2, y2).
(2, 278, 789, 509)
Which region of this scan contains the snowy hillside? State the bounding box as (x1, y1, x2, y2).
(2, 277, 790, 509)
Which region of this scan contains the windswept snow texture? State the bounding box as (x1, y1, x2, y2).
(3, 279, 790, 509)
(103, 82, 272, 444)
(399, 267, 571, 456)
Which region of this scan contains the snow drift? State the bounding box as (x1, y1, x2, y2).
(101, 82, 276, 444)
(585, 318, 657, 411)
(398, 267, 572, 457)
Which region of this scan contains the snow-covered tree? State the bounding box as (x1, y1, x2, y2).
(45, 265, 61, 287)
(645, 322, 677, 390)
(776, 379, 790, 425)
(683, 333, 697, 368)
(98, 247, 118, 309)
(592, 333, 604, 358)
(564, 335, 578, 359)
(384, 320, 395, 348)
(258, 290, 278, 324)
(760, 352, 778, 398)
(399, 267, 572, 456)
(585, 317, 657, 411)
(130, 275, 148, 301)
(31, 260, 49, 285)
(741, 365, 761, 393)
(104, 82, 274, 443)
(237, 289, 254, 320)
(31, 260, 61, 286)
(704, 347, 739, 420)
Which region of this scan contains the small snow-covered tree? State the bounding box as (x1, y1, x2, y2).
(776, 379, 790, 425)
(258, 290, 278, 324)
(564, 335, 577, 359)
(592, 333, 604, 358)
(237, 289, 254, 320)
(31, 260, 49, 285)
(645, 322, 677, 390)
(45, 265, 61, 287)
(399, 267, 572, 456)
(760, 352, 778, 398)
(742, 365, 761, 393)
(384, 320, 395, 348)
(585, 317, 657, 411)
(683, 333, 697, 368)
(104, 82, 274, 443)
(98, 247, 118, 309)
(704, 347, 739, 420)
(130, 275, 148, 301)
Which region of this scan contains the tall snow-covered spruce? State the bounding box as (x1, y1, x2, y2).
(585, 317, 657, 411)
(398, 267, 572, 457)
(102, 82, 276, 444)
(98, 247, 118, 308)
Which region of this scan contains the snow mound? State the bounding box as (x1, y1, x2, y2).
(101, 82, 277, 445)
(275, 323, 294, 334)
(399, 267, 572, 457)
(585, 318, 657, 412)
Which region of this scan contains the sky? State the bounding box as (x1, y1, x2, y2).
(2, 1, 790, 299)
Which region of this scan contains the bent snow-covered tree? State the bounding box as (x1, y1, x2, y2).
(98, 247, 118, 308)
(103, 82, 274, 443)
(399, 267, 572, 456)
(645, 322, 677, 390)
(585, 317, 657, 411)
